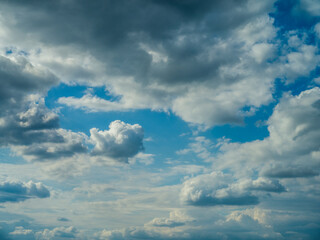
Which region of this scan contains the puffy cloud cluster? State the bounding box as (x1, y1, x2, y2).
(0, 50, 144, 167)
(179, 87, 319, 181)
(146, 210, 193, 228)
(0, 180, 50, 203)
(9, 226, 34, 240)
(180, 172, 285, 206)
(97, 208, 286, 240)
(35, 226, 78, 240)
(177, 87, 320, 213)
(90, 120, 144, 163)
(6, 226, 79, 240)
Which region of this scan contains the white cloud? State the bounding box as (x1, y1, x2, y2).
(97, 207, 284, 240)
(280, 44, 320, 83)
(90, 120, 144, 163)
(250, 43, 276, 64)
(180, 172, 259, 206)
(209, 87, 320, 179)
(0, 180, 50, 203)
(9, 226, 33, 236)
(146, 210, 194, 228)
(35, 226, 78, 240)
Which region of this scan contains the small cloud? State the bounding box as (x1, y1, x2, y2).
(57, 217, 70, 222)
(262, 166, 319, 178)
(90, 120, 144, 163)
(0, 180, 50, 203)
(180, 172, 259, 207)
(146, 210, 194, 228)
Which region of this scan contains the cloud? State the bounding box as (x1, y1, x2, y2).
(0, 0, 283, 128)
(12, 128, 88, 162)
(179, 171, 286, 207)
(0, 54, 88, 164)
(0, 99, 87, 162)
(0, 98, 60, 146)
(90, 120, 144, 163)
(300, 0, 320, 16)
(239, 178, 286, 193)
(261, 166, 319, 178)
(0, 180, 50, 203)
(180, 172, 259, 206)
(35, 226, 78, 240)
(0, 55, 58, 111)
(57, 217, 70, 222)
(2, 0, 320, 130)
(279, 40, 320, 83)
(97, 208, 284, 240)
(211, 87, 320, 179)
(146, 210, 193, 228)
(9, 226, 33, 240)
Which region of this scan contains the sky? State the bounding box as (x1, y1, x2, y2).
(0, 0, 320, 239)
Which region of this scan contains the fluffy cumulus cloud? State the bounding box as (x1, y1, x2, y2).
(97, 208, 287, 240)
(6, 226, 79, 240)
(9, 227, 34, 240)
(146, 210, 194, 228)
(204, 87, 320, 180)
(180, 172, 255, 206)
(0, 180, 50, 203)
(35, 226, 78, 240)
(180, 172, 286, 207)
(90, 120, 144, 163)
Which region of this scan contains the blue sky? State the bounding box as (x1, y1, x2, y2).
(0, 0, 320, 239)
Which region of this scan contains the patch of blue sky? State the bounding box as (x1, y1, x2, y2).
(0, 148, 25, 164)
(271, 0, 320, 33)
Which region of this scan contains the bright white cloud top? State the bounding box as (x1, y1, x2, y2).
(0, 0, 319, 239)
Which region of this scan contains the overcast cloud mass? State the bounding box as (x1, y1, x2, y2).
(0, 0, 319, 239)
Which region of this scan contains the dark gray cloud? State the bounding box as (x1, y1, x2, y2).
(57, 217, 70, 222)
(0, 180, 50, 203)
(0, 54, 88, 162)
(0, 55, 58, 111)
(147, 211, 192, 228)
(0, 0, 281, 127)
(0, 100, 60, 146)
(262, 166, 320, 178)
(0, 96, 87, 162)
(243, 178, 286, 193)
